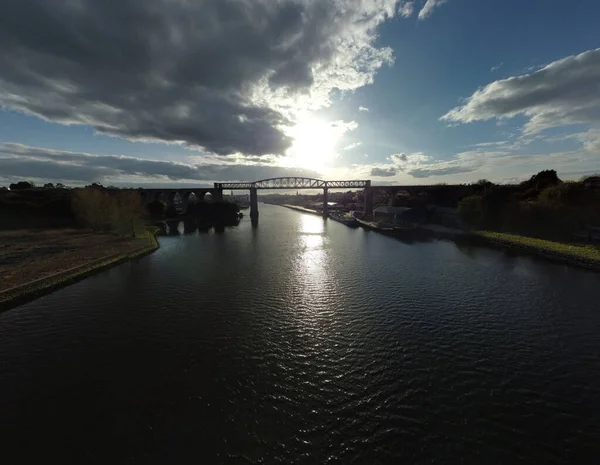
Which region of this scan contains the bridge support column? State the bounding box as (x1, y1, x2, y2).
(388, 189, 397, 207)
(213, 188, 224, 203)
(322, 187, 329, 218)
(167, 192, 177, 210)
(363, 181, 373, 218)
(250, 187, 259, 221)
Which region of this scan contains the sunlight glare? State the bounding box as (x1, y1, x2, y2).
(286, 117, 352, 171)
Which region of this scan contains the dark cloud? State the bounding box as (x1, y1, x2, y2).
(407, 165, 475, 178)
(0, 143, 319, 185)
(0, 0, 399, 156)
(371, 167, 397, 177)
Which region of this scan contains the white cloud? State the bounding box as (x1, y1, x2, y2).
(418, 0, 448, 19)
(490, 62, 503, 72)
(358, 106, 370, 112)
(398, 1, 415, 18)
(442, 48, 600, 135)
(343, 142, 362, 151)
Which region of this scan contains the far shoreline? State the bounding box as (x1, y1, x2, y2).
(276, 203, 600, 273)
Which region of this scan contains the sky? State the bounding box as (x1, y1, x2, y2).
(1, 0, 600, 187)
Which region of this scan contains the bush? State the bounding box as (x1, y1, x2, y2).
(458, 195, 484, 226)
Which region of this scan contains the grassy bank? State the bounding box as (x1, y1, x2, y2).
(475, 230, 600, 269)
(0, 227, 159, 311)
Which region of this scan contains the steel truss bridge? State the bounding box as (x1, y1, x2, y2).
(214, 177, 372, 220)
(215, 177, 369, 190)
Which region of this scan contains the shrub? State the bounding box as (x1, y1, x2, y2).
(458, 195, 484, 226)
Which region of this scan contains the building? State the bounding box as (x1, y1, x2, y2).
(373, 206, 425, 225)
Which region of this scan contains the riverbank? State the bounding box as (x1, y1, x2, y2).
(277, 204, 600, 272)
(0, 228, 159, 311)
(473, 230, 600, 271)
(281, 204, 322, 216)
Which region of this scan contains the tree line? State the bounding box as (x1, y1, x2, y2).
(457, 171, 600, 241)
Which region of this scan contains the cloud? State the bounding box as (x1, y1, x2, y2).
(371, 167, 397, 177)
(418, 0, 448, 19)
(407, 165, 476, 178)
(391, 153, 408, 163)
(398, 1, 415, 18)
(343, 142, 362, 151)
(358, 106, 370, 112)
(0, 143, 320, 185)
(0, 0, 401, 158)
(490, 62, 503, 72)
(442, 48, 600, 135)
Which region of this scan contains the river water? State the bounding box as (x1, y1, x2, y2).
(1, 204, 599, 464)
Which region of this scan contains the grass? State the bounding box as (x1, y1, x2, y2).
(0, 226, 160, 310)
(135, 225, 161, 239)
(475, 230, 600, 262)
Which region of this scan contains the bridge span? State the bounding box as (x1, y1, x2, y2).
(137, 177, 451, 220)
(215, 177, 372, 219)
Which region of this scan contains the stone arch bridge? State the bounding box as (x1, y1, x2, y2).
(139, 187, 223, 213)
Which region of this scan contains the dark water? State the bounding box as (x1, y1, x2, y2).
(1, 204, 599, 464)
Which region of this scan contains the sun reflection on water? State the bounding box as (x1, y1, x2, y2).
(292, 215, 336, 319)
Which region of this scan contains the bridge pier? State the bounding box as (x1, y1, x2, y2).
(363, 181, 373, 217)
(322, 187, 328, 218)
(213, 188, 224, 203)
(250, 187, 259, 221)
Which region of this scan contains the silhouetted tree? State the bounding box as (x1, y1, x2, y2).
(9, 181, 33, 190)
(43, 183, 55, 189)
(85, 182, 105, 190)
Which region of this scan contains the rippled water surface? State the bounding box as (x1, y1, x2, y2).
(1, 204, 599, 464)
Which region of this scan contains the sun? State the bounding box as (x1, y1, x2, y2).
(285, 117, 341, 171)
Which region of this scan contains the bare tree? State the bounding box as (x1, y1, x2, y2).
(72, 188, 113, 232)
(113, 191, 145, 237)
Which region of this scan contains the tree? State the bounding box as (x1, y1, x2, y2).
(521, 169, 561, 191)
(72, 188, 144, 236)
(9, 181, 33, 190)
(85, 182, 105, 190)
(72, 188, 113, 232)
(43, 183, 55, 189)
(112, 191, 145, 236)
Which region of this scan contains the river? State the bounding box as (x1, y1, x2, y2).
(1, 203, 599, 464)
